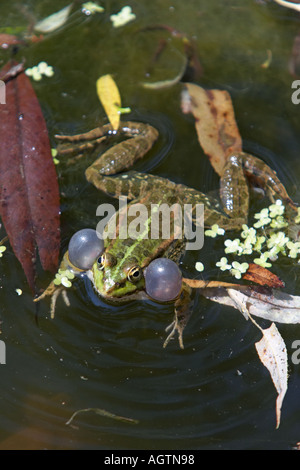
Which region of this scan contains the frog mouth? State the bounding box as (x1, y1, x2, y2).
(93, 284, 147, 303)
(86, 270, 147, 302)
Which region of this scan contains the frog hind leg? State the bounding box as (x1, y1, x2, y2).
(219, 154, 250, 222)
(85, 122, 159, 177)
(86, 169, 176, 201)
(163, 282, 193, 349)
(241, 152, 297, 210)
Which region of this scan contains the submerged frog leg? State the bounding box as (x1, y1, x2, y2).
(173, 153, 250, 232)
(178, 151, 298, 233)
(163, 283, 193, 349)
(56, 122, 159, 167)
(220, 154, 250, 220)
(57, 136, 107, 156)
(85, 122, 159, 176)
(176, 183, 247, 232)
(87, 170, 176, 201)
(241, 152, 297, 210)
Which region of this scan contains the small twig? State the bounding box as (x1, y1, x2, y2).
(182, 277, 249, 290)
(66, 407, 139, 426)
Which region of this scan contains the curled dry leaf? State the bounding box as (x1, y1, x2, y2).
(0, 61, 60, 292)
(255, 322, 288, 429)
(142, 57, 188, 90)
(208, 287, 288, 428)
(140, 25, 202, 88)
(202, 286, 300, 324)
(183, 83, 242, 176)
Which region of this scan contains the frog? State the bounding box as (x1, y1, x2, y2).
(38, 120, 297, 349)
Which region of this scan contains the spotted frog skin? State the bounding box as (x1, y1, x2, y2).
(51, 121, 296, 348)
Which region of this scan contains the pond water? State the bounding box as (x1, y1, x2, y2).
(0, 0, 300, 450)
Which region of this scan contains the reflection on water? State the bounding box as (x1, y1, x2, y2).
(0, 0, 300, 450)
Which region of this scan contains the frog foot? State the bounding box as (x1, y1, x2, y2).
(163, 313, 185, 349)
(34, 283, 70, 319)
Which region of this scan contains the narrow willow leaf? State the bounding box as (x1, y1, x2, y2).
(255, 323, 288, 429)
(0, 61, 60, 292)
(272, 0, 300, 12)
(96, 74, 121, 131)
(34, 4, 73, 33)
(66, 407, 139, 426)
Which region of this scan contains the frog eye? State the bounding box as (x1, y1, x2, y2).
(97, 252, 116, 270)
(97, 254, 106, 270)
(127, 266, 143, 283)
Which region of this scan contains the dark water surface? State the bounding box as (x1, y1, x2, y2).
(0, 0, 300, 450)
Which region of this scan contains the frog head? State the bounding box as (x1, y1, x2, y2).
(88, 250, 146, 300)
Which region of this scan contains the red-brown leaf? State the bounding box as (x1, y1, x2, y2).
(0, 61, 60, 292)
(243, 263, 285, 289)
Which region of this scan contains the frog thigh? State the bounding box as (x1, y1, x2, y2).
(86, 170, 175, 200)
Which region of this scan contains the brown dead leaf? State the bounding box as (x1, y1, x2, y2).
(183, 83, 242, 175)
(243, 263, 285, 289)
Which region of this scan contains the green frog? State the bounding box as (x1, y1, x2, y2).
(39, 120, 296, 348)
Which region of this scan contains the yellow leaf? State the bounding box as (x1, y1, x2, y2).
(96, 74, 121, 131)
